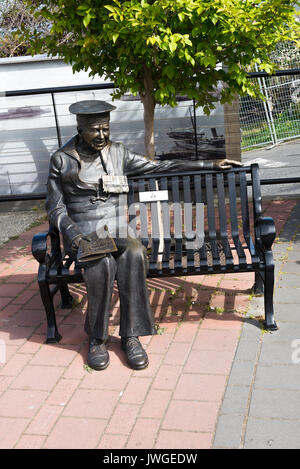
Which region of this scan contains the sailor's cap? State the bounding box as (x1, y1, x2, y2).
(69, 100, 116, 116)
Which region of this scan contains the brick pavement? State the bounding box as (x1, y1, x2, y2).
(0, 199, 297, 449)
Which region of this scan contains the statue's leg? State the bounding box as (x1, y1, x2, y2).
(82, 255, 117, 342)
(114, 237, 156, 338)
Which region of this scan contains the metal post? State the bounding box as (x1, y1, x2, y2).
(51, 92, 62, 148)
(193, 98, 198, 159)
(255, 64, 277, 146)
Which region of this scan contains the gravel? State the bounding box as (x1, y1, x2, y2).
(0, 209, 46, 246)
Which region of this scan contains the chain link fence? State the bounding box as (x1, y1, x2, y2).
(240, 42, 300, 150)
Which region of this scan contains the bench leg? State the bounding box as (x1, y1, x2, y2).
(253, 271, 264, 295)
(60, 285, 74, 309)
(39, 281, 62, 344)
(263, 253, 278, 331)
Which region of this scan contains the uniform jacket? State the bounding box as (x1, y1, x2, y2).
(46, 135, 214, 249)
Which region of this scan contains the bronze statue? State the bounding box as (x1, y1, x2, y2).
(46, 100, 241, 370)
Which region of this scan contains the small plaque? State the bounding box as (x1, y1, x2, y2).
(139, 190, 169, 203)
(77, 230, 117, 263)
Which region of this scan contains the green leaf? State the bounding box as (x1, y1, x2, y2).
(112, 33, 119, 43)
(83, 14, 91, 27)
(169, 42, 177, 53)
(77, 4, 89, 10)
(104, 5, 116, 13)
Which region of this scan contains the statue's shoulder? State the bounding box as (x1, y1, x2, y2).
(106, 140, 127, 157)
(108, 140, 125, 150)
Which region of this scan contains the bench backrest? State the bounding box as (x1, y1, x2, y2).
(127, 164, 262, 273)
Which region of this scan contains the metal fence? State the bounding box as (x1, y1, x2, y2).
(0, 69, 300, 202)
(0, 83, 228, 200)
(241, 68, 300, 149)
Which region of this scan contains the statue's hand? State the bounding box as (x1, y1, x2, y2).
(71, 234, 91, 254)
(213, 159, 243, 170)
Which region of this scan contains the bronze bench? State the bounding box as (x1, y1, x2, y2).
(32, 163, 278, 343)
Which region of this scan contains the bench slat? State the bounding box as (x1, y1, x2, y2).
(216, 173, 234, 268)
(149, 178, 160, 272)
(138, 178, 149, 248)
(228, 172, 247, 268)
(205, 174, 221, 269)
(183, 175, 195, 271)
(160, 177, 171, 272)
(128, 178, 137, 238)
(194, 174, 208, 270)
(172, 176, 183, 271)
(239, 171, 260, 267)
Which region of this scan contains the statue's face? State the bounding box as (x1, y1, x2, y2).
(78, 115, 110, 152)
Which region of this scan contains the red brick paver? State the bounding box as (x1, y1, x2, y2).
(0, 201, 295, 448)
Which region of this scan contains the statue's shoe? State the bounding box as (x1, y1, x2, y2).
(121, 336, 149, 370)
(87, 337, 110, 370)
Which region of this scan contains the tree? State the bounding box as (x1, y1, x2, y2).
(20, 0, 300, 158)
(0, 0, 50, 57)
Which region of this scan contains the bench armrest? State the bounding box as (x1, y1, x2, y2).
(32, 230, 61, 265)
(255, 216, 276, 251)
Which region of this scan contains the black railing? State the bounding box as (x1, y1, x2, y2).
(0, 69, 300, 202)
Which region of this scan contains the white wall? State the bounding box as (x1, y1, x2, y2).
(0, 55, 225, 196)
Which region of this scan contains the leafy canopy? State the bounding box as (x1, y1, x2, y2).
(21, 0, 300, 113)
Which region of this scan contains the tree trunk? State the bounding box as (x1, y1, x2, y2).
(140, 66, 156, 159)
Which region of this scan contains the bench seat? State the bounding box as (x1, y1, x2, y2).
(32, 164, 278, 343)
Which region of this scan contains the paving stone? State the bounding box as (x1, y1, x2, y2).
(98, 434, 127, 450)
(213, 414, 244, 448)
(234, 339, 260, 362)
(254, 363, 300, 390)
(272, 242, 291, 255)
(155, 430, 212, 450)
(105, 403, 140, 435)
(274, 287, 300, 303)
(26, 404, 63, 435)
(126, 418, 161, 450)
(246, 296, 264, 317)
(0, 417, 29, 449)
(120, 377, 152, 404)
(259, 341, 298, 365)
(173, 373, 227, 402)
(262, 320, 300, 343)
(152, 364, 182, 390)
(279, 262, 300, 274)
(274, 303, 300, 322)
(162, 400, 220, 433)
(240, 319, 262, 340)
(62, 388, 120, 419)
(44, 417, 106, 449)
(219, 385, 250, 415)
(184, 349, 235, 375)
(249, 388, 300, 419)
(277, 274, 300, 288)
(244, 418, 300, 449)
(11, 365, 65, 391)
(285, 249, 300, 261)
(0, 389, 48, 418)
(140, 389, 172, 419)
(227, 359, 255, 387)
(15, 434, 46, 449)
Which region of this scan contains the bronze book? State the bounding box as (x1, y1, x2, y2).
(77, 231, 117, 263)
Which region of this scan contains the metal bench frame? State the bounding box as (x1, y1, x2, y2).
(32, 164, 278, 344)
